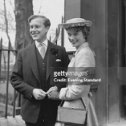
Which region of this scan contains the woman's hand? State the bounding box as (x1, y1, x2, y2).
(47, 86, 59, 100)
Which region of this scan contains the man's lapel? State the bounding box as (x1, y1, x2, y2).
(29, 43, 41, 84)
(46, 41, 57, 80)
(29, 42, 57, 81)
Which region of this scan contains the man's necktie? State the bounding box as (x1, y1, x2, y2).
(39, 43, 46, 59)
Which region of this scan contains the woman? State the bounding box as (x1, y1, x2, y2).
(58, 18, 99, 126)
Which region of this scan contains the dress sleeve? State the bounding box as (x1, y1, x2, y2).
(59, 49, 95, 100)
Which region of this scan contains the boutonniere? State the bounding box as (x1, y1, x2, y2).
(50, 48, 58, 56)
(56, 59, 61, 62)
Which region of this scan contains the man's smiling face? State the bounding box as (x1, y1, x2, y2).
(29, 17, 49, 42)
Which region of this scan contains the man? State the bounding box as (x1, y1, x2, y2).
(10, 15, 69, 126)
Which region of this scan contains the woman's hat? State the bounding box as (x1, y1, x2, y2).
(59, 18, 92, 29)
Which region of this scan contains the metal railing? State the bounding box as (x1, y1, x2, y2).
(0, 38, 20, 118)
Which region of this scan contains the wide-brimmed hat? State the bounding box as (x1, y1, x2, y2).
(59, 18, 92, 29)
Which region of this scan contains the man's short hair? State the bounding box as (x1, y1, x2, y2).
(28, 15, 51, 28)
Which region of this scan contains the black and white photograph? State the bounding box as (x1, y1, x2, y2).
(0, 0, 126, 126)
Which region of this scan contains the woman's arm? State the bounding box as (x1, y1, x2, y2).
(59, 48, 95, 100)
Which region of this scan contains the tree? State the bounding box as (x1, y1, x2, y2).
(3, 0, 13, 50)
(14, 0, 33, 50)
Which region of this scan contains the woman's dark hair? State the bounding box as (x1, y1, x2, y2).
(66, 26, 90, 41)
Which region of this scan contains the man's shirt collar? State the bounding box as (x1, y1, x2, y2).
(35, 39, 48, 48)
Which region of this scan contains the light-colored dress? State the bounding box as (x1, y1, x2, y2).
(58, 42, 99, 126)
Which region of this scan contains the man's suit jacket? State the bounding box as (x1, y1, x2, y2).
(10, 41, 69, 123)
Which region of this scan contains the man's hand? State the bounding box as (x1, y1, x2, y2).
(47, 86, 59, 100)
(32, 89, 46, 100)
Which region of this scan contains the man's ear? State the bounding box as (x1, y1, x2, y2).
(45, 27, 50, 34)
(46, 26, 50, 31)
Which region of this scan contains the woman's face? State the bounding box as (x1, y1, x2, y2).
(66, 29, 85, 49)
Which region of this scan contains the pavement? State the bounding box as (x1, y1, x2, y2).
(0, 116, 126, 126)
(0, 115, 25, 126)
